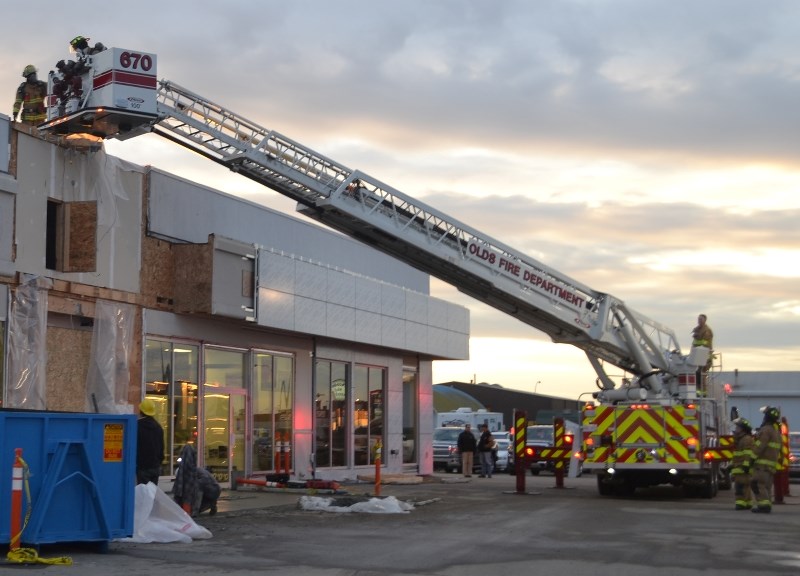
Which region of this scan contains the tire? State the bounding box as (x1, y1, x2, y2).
(697, 469, 718, 499)
(597, 472, 613, 496)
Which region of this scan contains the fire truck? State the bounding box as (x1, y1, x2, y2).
(37, 46, 732, 497)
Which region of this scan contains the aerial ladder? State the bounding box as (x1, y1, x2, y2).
(37, 47, 730, 495)
(149, 80, 699, 396)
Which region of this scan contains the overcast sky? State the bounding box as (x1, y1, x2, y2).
(6, 1, 799, 399)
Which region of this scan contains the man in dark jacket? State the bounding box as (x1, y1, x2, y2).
(477, 425, 495, 478)
(136, 398, 165, 485)
(457, 424, 477, 478)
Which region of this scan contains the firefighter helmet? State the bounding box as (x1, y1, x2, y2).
(70, 35, 88, 47)
(22, 64, 37, 78)
(760, 405, 780, 423)
(733, 417, 752, 433)
(139, 398, 157, 417)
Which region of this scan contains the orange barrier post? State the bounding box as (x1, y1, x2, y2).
(10, 448, 23, 550)
(282, 435, 291, 475)
(554, 418, 565, 488)
(514, 410, 527, 494)
(374, 440, 382, 497)
(237, 477, 286, 488)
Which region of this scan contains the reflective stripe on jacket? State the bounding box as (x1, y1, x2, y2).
(731, 434, 754, 475)
(753, 423, 781, 471)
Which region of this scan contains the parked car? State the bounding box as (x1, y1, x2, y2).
(789, 432, 800, 478)
(492, 435, 510, 472)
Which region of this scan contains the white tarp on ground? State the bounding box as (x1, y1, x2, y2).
(117, 482, 213, 543)
(299, 495, 414, 514)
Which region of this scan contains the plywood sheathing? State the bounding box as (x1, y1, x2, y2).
(173, 239, 214, 314)
(140, 235, 176, 307)
(46, 325, 91, 411)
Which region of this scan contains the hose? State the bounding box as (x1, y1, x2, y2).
(5, 456, 73, 566)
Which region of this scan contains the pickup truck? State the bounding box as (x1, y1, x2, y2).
(433, 427, 506, 473)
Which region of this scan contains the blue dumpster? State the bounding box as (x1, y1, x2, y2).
(0, 410, 137, 546)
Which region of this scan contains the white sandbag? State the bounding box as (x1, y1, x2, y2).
(117, 482, 212, 543)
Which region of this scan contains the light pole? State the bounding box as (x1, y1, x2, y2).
(534, 380, 541, 393)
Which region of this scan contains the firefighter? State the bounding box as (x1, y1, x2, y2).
(750, 405, 781, 513)
(690, 313, 714, 389)
(69, 35, 106, 58)
(730, 417, 754, 510)
(773, 416, 791, 503)
(12, 65, 48, 125)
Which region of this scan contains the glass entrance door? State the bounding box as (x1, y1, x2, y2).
(204, 390, 246, 486)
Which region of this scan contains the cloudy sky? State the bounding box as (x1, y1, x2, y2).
(6, 1, 799, 399)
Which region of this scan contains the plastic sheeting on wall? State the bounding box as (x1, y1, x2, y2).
(86, 299, 135, 414)
(7, 275, 50, 409)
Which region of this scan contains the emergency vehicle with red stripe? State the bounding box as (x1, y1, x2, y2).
(37, 47, 733, 497)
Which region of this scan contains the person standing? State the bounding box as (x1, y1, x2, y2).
(730, 418, 754, 510)
(751, 406, 781, 513)
(136, 398, 165, 486)
(12, 65, 48, 125)
(691, 313, 714, 350)
(691, 313, 714, 388)
(457, 424, 477, 478)
(477, 424, 495, 478)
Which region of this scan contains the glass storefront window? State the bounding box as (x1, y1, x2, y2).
(144, 340, 199, 477)
(203, 347, 246, 484)
(402, 367, 418, 464)
(205, 348, 246, 389)
(353, 365, 385, 466)
(315, 360, 348, 468)
(252, 351, 294, 472)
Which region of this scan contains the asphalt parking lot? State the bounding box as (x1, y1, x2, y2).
(7, 472, 800, 576)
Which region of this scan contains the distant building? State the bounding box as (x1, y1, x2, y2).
(721, 370, 800, 429)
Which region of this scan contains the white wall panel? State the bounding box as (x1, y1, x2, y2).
(405, 321, 428, 354)
(381, 316, 406, 349)
(405, 291, 428, 324)
(327, 269, 356, 307)
(381, 284, 406, 319)
(0, 191, 14, 277)
(257, 288, 295, 331)
(327, 303, 356, 341)
(427, 326, 449, 357)
(294, 295, 326, 335)
(260, 251, 295, 293)
(447, 331, 470, 359)
(255, 245, 468, 359)
(295, 259, 326, 300)
(428, 298, 448, 329)
(448, 304, 470, 335)
(355, 309, 382, 344)
(355, 277, 381, 313)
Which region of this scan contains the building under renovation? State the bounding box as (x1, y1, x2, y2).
(0, 118, 470, 485)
